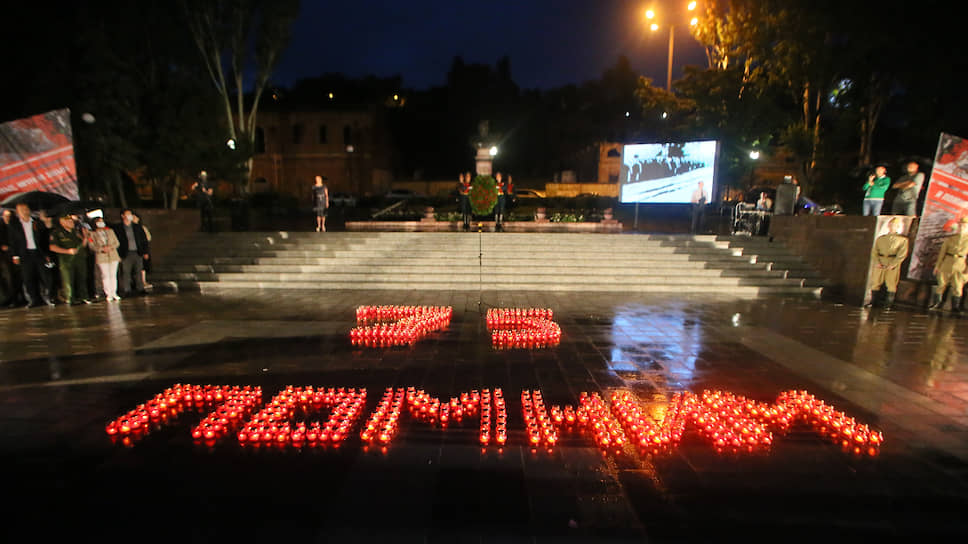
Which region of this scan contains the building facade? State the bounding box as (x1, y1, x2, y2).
(249, 108, 392, 200)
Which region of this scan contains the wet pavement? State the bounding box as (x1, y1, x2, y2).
(2, 291, 968, 542)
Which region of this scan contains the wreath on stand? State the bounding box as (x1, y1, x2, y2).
(469, 175, 499, 216)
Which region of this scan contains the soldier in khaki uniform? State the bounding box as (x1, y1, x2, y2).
(49, 214, 91, 305)
(929, 216, 968, 313)
(869, 217, 909, 309)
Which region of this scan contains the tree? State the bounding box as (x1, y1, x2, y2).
(183, 0, 299, 192)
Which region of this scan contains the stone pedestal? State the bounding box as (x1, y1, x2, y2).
(420, 207, 436, 223)
(475, 147, 493, 176)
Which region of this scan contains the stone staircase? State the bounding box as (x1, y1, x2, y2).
(149, 232, 826, 296)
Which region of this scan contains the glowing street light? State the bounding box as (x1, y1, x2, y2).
(489, 146, 499, 157)
(226, 138, 237, 150)
(644, 1, 700, 91)
(328, 92, 334, 100)
(749, 150, 761, 160)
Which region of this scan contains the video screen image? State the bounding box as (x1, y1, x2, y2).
(620, 140, 719, 204)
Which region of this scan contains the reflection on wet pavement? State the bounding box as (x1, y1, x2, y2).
(1, 291, 967, 541)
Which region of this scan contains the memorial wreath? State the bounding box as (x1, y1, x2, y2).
(469, 175, 499, 215)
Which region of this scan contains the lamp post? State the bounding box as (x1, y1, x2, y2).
(646, 2, 699, 91)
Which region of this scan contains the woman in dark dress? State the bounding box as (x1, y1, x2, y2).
(312, 176, 329, 232)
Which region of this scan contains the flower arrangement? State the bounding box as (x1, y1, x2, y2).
(469, 175, 499, 215)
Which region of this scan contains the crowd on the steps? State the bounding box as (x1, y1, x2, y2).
(0, 203, 152, 309)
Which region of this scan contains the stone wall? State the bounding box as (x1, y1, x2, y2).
(102, 208, 199, 263)
(544, 183, 619, 198)
(769, 215, 920, 305)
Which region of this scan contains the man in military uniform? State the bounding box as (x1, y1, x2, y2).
(458, 173, 471, 231)
(494, 172, 506, 232)
(504, 174, 515, 227)
(929, 216, 968, 313)
(49, 214, 91, 305)
(868, 217, 909, 309)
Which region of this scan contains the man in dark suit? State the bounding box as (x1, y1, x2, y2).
(113, 208, 151, 297)
(7, 203, 54, 307)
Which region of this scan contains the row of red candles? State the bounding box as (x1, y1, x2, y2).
(486, 308, 561, 349)
(105, 384, 882, 456)
(355, 305, 454, 324)
(351, 305, 453, 347)
(236, 387, 367, 446)
(522, 390, 559, 446)
(105, 384, 262, 438)
(606, 389, 883, 456)
(485, 308, 554, 326)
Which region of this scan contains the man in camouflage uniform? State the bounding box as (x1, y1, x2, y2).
(929, 216, 968, 313)
(48, 214, 91, 305)
(868, 217, 909, 309)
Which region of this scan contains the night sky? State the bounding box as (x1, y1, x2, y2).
(275, 0, 707, 90)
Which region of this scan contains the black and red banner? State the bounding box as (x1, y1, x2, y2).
(909, 133, 968, 280)
(0, 109, 78, 202)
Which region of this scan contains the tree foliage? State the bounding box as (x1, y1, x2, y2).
(183, 0, 299, 190)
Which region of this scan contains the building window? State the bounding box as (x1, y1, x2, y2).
(254, 127, 265, 154)
(318, 125, 327, 144)
(292, 124, 304, 145)
(343, 125, 352, 146)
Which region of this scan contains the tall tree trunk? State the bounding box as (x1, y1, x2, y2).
(169, 174, 180, 210)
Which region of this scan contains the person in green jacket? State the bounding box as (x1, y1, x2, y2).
(862, 165, 891, 216)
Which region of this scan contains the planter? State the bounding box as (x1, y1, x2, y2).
(535, 207, 547, 222)
(603, 208, 613, 221)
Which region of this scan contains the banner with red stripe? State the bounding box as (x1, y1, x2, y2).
(909, 133, 968, 280)
(0, 109, 78, 203)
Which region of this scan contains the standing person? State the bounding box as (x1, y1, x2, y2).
(312, 175, 329, 232)
(88, 216, 121, 302)
(7, 203, 54, 307)
(755, 192, 773, 211)
(49, 214, 92, 305)
(458, 173, 471, 231)
(113, 208, 150, 297)
(191, 170, 215, 233)
(868, 218, 909, 309)
(505, 174, 515, 223)
(690, 182, 707, 234)
(929, 216, 968, 313)
(0, 209, 24, 307)
(494, 172, 506, 231)
(891, 161, 926, 216)
(133, 213, 152, 290)
(862, 165, 891, 216)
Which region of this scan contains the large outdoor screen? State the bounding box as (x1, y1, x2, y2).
(619, 140, 719, 204)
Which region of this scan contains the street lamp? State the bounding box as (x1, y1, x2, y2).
(647, 2, 699, 91)
(489, 146, 499, 157)
(749, 150, 761, 160)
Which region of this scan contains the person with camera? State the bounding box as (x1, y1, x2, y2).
(862, 165, 891, 216)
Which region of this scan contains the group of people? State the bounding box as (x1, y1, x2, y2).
(862, 161, 925, 216)
(457, 172, 514, 231)
(0, 203, 151, 309)
(868, 215, 968, 313)
(628, 155, 704, 183)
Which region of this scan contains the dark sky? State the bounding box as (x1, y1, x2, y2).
(275, 0, 708, 90)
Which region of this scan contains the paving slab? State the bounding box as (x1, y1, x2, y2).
(1, 290, 967, 541)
